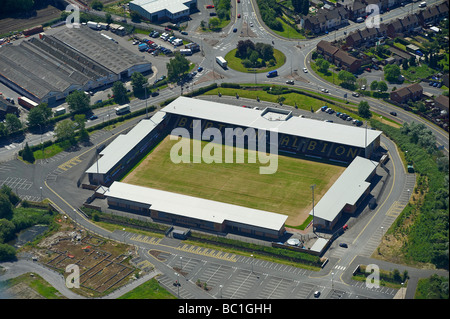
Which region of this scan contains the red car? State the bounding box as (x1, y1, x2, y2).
(238, 14, 241, 18)
(366, 67, 371, 72)
(206, 5, 214, 9)
(165, 27, 172, 31)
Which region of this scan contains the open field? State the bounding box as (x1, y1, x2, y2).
(122, 136, 345, 226)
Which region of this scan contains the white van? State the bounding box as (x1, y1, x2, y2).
(419, 2, 427, 8)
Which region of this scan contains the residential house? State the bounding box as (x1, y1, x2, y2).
(333, 49, 362, 72)
(316, 40, 362, 73)
(418, 4, 442, 27)
(340, 0, 367, 21)
(434, 95, 449, 115)
(390, 83, 423, 104)
(302, 6, 348, 34)
(317, 40, 339, 61)
(400, 14, 420, 33)
(387, 18, 404, 38)
(345, 23, 387, 48)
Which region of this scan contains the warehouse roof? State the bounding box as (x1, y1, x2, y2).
(105, 181, 288, 232)
(131, 0, 192, 14)
(163, 97, 381, 149)
(86, 113, 167, 174)
(309, 156, 379, 222)
(52, 25, 149, 75)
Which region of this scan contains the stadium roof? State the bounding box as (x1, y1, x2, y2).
(163, 97, 381, 149)
(105, 181, 288, 232)
(131, 0, 192, 14)
(86, 113, 166, 175)
(310, 156, 379, 222)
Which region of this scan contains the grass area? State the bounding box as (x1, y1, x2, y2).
(272, 17, 305, 39)
(33, 143, 65, 160)
(310, 61, 342, 86)
(122, 136, 345, 226)
(224, 48, 286, 73)
(118, 278, 176, 299)
(401, 64, 436, 82)
(0, 273, 66, 299)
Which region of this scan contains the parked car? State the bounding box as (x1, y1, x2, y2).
(206, 5, 214, 8)
(314, 291, 321, 298)
(238, 14, 241, 18)
(181, 31, 188, 35)
(352, 92, 359, 97)
(286, 80, 294, 85)
(339, 243, 348, 248)
(198, 66, 203, 72)
(89, 115, 98, 121)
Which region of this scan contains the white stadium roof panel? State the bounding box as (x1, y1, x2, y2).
(163, 97, 381, 149)
(106, 182, 289, 232)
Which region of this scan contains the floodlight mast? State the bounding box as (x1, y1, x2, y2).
(311, 184, 316, 234)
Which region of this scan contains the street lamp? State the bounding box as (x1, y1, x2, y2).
(331, 272, 334, 290)
(40, 186, 42, 201)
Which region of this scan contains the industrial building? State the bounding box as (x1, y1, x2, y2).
(129, 0, 197, 23)
(0, 25, 151, 105)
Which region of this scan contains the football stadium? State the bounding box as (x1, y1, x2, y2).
(86, 96, 382, 239)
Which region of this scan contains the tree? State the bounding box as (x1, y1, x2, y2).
(358, 100, 372, 119)
(74, 114, 89, 143)
(131, 72, 147, 95)
(22, 142, 35, 163)
(316, 58, 330, 74)
(27, 103, 52, 128)
(66, 90, 90, 113)
(105, 13, 113, 24)
(356, 77, 367, 89)
(0, 243, 16, 262)
(0, 193, 13, 220)
(166, 52, 190, 82)
(91, 0, 103, 10)
(384, 64, 401, 82)
(5, 114, 22, 133)
(337, 70, 356, 88)
(370, 80, 378, 91)
(237, 40, 255, 58)
(55, 119, 76, 144)
(112, 81, 129, 105)
(377, 81, 388, 92)
(208, 17, 220, 30)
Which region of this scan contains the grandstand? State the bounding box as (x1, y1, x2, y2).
(87, 97, 382, 238)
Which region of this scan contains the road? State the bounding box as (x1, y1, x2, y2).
(0, 0, 448, 301)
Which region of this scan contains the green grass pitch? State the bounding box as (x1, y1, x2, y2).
(122, 136, 345, 227)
